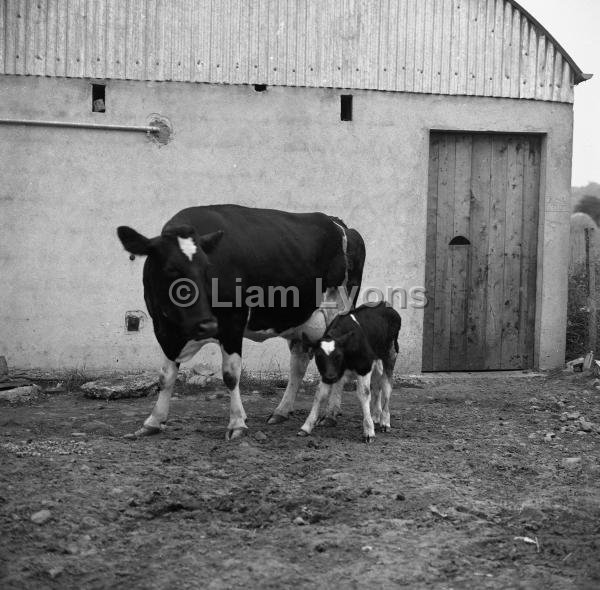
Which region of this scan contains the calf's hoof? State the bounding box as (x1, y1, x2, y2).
(362, 435, 375, 444)
(380, 425, 391, 433)
(316, 416, 337, 428)
(297, 429, 310, 437)
(124, 424, 164, 440)
(267, 413, 289, 425)
(226, 427, 247, 441)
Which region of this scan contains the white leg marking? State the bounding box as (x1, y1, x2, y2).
(300, 381, 332, 434)
(270, 342, 311, 420)
(221, 348, 246, 439)
(143, 359, 178, 429)
(356, 371, 376, 442)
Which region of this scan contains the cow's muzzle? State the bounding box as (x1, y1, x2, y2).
(193, 318, 218, 339)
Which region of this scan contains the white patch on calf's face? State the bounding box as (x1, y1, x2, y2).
(350, 313, 359, 325)
(177, 236, 197, 261)
(320, 340, 336, 356)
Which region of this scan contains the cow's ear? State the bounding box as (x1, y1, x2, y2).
(199, 230, 224, 254)
(117, 226, 153, 256)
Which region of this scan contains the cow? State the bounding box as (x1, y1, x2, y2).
(117, 204, 365, 440)
(298, 302, 401, 442)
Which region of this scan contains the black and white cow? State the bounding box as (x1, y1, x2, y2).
(299, 302, 401, 442)
(117, 204, 365, 440)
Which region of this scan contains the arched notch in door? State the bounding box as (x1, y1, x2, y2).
(449, 235, 471, 246)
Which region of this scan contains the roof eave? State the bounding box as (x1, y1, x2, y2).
(507, 0, 592, 86)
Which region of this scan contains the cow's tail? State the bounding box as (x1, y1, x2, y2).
(330, 219, 349, 285)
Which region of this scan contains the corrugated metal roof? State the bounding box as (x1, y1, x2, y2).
(0, 0, 590, 103)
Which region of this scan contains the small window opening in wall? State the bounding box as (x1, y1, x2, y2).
(340, 94, 353, 121)
(92, 84, 106, 112)
(126, 315, 140, 332)
(449, 235, 471, 246)
(254, 84, 267, 92)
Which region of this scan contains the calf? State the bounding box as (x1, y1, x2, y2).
(299, 302, 401, 442)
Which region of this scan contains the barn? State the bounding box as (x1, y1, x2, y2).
(0, 0, 590, 375)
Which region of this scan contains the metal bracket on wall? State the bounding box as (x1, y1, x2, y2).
(0, 118, 160, 135)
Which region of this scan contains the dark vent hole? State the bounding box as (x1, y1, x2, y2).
(254, 84, 267, 92)
(449, 236, 471, 246)
(126, 315, 140, 332)
(92, 84, 106, 112)
(340, 94, 353, 121)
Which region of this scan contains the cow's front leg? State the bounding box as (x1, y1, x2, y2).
(356, 372, 376, 443)
(126, 359, 179, 439)
(222, 346, 247, 440)
(298, 381, 332, 436)
(267, 340, 310, 424)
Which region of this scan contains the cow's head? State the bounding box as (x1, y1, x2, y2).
(117, 224, 223, 340)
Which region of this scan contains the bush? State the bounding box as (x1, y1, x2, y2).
(566, 264, 597, 361)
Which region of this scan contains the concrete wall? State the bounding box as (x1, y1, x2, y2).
(0, 76, 573, 374)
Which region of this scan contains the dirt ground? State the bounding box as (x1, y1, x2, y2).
(1, 371, 600, 589)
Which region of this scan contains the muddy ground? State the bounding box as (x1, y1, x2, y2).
(1, 372, 599, 589)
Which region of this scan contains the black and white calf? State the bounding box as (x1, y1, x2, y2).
(299, 302, 401, 442)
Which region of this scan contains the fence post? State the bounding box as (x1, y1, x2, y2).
(585, 227, 597, 353)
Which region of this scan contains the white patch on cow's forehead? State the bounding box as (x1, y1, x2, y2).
(177, 236, 197, 261)
(321, 340, 336, 355)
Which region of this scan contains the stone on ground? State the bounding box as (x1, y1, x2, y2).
(81, 374, 157, 400)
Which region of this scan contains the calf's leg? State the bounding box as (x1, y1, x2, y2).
(370, 369, 383, 430)
(298, 381, 332, 436)
(317, 378, 345, 427)
(356, 372, 376, 443)
(379, 373, 393, 432)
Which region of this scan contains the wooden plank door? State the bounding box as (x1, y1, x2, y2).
(423, 132, 540, 371)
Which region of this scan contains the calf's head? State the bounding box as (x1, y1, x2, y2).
(310, 332, 355, 384)
(117, 224, 223, 340)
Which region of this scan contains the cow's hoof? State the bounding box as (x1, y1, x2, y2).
(267, 413, 289, 425)
(297, 430, 310, 437)
(374, 422, 381, 432)
(124, 425, 163, 439)
(380, 425, 391, 433)
(362, 435, 375, 443)
(316, 416, 337, 428)
(226, 428, 247, 441)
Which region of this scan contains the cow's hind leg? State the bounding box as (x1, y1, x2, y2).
(267, 340, 311, 424)
(356, 372, 376, 443)
(222, 347, 247, 440)
(125, 358, 179, 439)
(298, 381, 332, 436)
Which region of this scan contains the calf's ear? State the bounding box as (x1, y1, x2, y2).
(199, 230, 224, 254)
(117, 226, 153, 256)
(301, 332, 315, 349)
